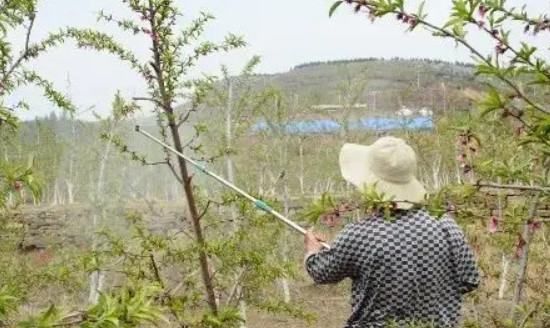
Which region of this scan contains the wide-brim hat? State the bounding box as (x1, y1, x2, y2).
(339, 136, 426, 209)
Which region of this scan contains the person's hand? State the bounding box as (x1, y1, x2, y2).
(304, 228, 326, 255)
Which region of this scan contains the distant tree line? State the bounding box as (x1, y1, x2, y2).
(293, 57, 476, 70)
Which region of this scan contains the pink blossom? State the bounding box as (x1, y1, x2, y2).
(478, 5, 488, 18)
(528, 220, 542, 233)
(496, 43, 508, 54)
(515, 234, 526, 259)
(487, 216, 499, 233)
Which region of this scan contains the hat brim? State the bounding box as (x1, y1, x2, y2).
(339, 143, 426, 209)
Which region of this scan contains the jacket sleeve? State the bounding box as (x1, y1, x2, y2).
(305, 223, 359, 284)
(441, 216, 480, 294)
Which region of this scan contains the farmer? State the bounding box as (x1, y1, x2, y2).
(304, 136, 480, 328)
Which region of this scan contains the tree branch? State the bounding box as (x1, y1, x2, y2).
(475, 181, 550, 193)
(478, 24, 550, 81)
(519, 306, 538, 328)
(166, 160, 183, 184)
(182, 132, 199, 150)
(347, 0, 549, 115)
(225, 268, 247, 306)
(133, 97, 167, 110)
(144, 160, 168, 166)
(197, 200, 212, 221)
(511, 193, 541, 323)
(149, 253, 189, 328)
(416, 19, 548, 115)
(54, 311, 86, 327)
(176, 104, 198, 128)
(2, 13, 35, 86)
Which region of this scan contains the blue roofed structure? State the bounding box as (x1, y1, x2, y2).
(251, 116, 433, 135)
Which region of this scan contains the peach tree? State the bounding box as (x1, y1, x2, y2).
(56, 0, 307, 326)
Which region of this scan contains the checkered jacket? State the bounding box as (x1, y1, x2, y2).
(305, 208, 480, 328)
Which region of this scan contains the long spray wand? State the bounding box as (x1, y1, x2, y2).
(135, 125, 330, 249)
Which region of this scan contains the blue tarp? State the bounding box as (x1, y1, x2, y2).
(251, 116, 433, 135)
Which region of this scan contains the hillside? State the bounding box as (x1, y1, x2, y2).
(246, 57, 481, 113)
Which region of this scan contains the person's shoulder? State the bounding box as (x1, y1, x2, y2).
(341, 214, 385, 235)
(438, 213, 458, 225)
(436, 213, 464, 236)
(332, 218, 373, 246)
(338, 216, 372, 231)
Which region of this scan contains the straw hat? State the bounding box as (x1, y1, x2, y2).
(339, 136, 426, 209)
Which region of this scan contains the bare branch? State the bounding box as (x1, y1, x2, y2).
(133, 97, 167, 110)
(475, 181, 550, 193)
(519, 306, 539, 328)
(225, 268, 247, 306)
(182, 133, 199, 150)
(166, 160, 184, 184)
(172, 228, 194, 240)
(54, 311, 86, 327)
(197, 200, 212, 221)
(176, 103, 198, 128)
(144, 160, 168, 166)
(149, 253, 188, 327)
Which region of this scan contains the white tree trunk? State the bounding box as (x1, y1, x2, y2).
(498, 255, 510, 299)
(51, 181, 59, 206)
(279, 187, 292, 303)
(88, 124, 115, 305)
(66, 181, 74, 204)
(298, 140, 305, 195)
(431, 155, 442, 190)
(65, 122, 77, 204)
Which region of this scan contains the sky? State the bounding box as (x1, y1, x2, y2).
(7, 0, 549, 120)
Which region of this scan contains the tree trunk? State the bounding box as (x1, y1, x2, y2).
(149, 2, 217, 312)
(511, 193, 540, 324)
(280, 186, 291, 303)
(225, 80, 248, 326)
(168, 120, 218, 314)
(66, 181, 74, 204)
(496, 177, 509, 300)
(65, 120, 77, 204)
(498, 254, 510, 299)
(298, 139, 305, 195)
(88, 125, 114, 305)
(51, 180, 59, 206)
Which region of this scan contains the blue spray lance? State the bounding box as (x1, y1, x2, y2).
(135, 125, 330, 249)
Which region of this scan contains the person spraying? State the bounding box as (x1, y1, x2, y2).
(304, 136, 480, 328)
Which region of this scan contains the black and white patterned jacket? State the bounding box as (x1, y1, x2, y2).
(305, 208, 480, 328)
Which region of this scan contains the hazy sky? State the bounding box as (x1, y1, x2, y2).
(8, 0, 548, 120)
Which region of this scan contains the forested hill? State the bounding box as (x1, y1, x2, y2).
(245, 57, 480, 113)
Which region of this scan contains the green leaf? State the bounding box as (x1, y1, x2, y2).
(479, 87, 506, 116)
(329, 1, 344, 18)
(417, 1, 426, 19)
